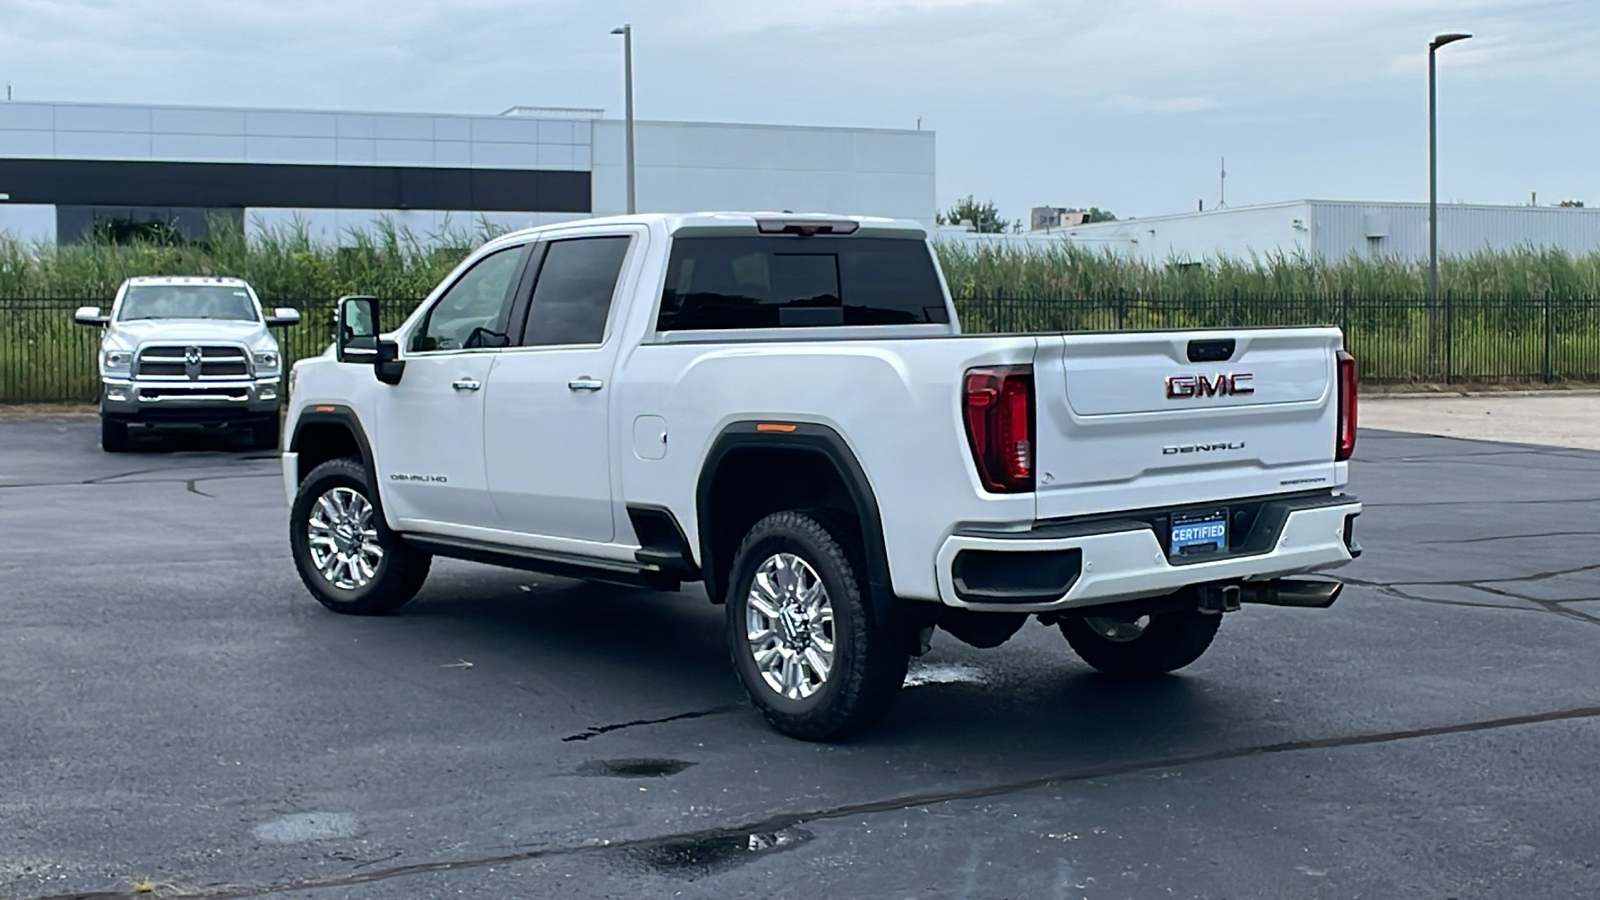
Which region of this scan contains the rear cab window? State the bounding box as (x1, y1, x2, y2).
(656, 236, 950, 331)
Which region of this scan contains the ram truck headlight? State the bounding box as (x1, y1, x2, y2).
(252, 351, 281, 375)
(102, 349, 134, 377)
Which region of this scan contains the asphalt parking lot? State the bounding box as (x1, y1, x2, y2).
(3, 417, 1599, 899)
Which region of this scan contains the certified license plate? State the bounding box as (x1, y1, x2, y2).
(1171, 510, 1228, 558)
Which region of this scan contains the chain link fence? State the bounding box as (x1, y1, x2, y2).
(5, 293, 1600, 403)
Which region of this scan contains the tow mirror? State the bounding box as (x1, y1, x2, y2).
(336, 295, 405, 385)
(74, 306, 109, 326)
(336, 296, 380, 363)
(268, 307, 301, 327)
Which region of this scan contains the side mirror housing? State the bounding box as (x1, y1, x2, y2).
(267, 307, 301, 327)
(337, 295, 406, 385)
(74, 306, 108, 326)
(376, 339, 405, 386)
(336, 296, 380, 364)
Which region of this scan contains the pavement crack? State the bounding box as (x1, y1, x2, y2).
(1417, 530, 1598, 545)
(0, 472, 277, 491)
(1346, 576, 1600, 626)
(1365, 496, 1600, 508)
(1347, 561, 1600, 589)
(36, 703, 1600, 900)
(81, 466, 169, 484)
(562, 704, 744, 742)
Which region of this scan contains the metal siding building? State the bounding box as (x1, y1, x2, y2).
(1048, 200, 1600, 262)
(0, 101, 936, 244)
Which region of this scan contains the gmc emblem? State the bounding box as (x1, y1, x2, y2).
(1166, 373, 1254, 399)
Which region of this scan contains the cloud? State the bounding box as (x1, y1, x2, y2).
(1104, 95, 1222, 114)
(663, 0, 1023, 38)
(0, 0, 1593, 220)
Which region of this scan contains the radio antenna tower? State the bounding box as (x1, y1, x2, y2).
(1217, 156, 1228, 209)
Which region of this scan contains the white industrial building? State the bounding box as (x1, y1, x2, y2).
(0, 100, 936, 244)
(1031, 200, 1600, 263)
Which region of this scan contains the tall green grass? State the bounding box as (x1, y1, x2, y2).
(934, 241, 1600, 301)
(0, 215, 507, 301)
(4, 221, 1600, 401)
(3, 218, 1598, 302)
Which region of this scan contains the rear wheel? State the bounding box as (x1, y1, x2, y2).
(725, 510, 909, 741)
(290, 457, 431, 615)
(100, 417, 130, 453)
(1059, 607, 1221, 676)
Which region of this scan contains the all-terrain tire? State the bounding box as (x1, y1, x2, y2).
(725, 510, 910, 741)
(290, 457, 431, 615)
(100, 417, 130, 453)
(1059, 608, 1222, 676)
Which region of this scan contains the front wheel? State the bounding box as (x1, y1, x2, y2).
(1058, 607, 1221, 676)
(251, 416, 281, 451)
(290, 457, 431, 615)
(725, 510, 909, 741)
(100, 417, 129, 453)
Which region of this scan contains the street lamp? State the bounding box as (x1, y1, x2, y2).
(610, 24, 636, 215)
(1427, 31, 1470, 373)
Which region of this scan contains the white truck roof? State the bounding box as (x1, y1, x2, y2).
(484, 212, 929, 250)
(121, 276, 254, 288)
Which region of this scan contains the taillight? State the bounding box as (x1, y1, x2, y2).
(964, 366, 1034, 493)
(1336, 350, 1358, 461)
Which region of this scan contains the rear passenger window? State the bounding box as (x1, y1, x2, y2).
(520, 237, 631, 346)
(656, 237, 950, 331)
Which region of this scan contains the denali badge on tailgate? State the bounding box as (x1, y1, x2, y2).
(1166, 373, 1253, 399)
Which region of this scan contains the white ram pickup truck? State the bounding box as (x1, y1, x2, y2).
(74, 276, 300, 451)
(282, 212, 1361, 740)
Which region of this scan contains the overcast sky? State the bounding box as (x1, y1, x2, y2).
(1, 0, 1595, 222)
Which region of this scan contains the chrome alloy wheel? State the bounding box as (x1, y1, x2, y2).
(746, 552, 836, 700)
(1084, 614, 1152, 643)
(306, 487, 384, 591)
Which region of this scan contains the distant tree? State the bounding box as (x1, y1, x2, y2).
(936, 196, 1015, 233)
(1558, 200, 1586, 208)
(1084, 207, 1118, 223)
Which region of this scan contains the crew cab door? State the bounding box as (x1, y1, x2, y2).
(374, 243, 530, 529)
(483, 231, 639, 542)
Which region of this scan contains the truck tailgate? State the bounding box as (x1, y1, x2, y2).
(1031, 328, 1344, 519)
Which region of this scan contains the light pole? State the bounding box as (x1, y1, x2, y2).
(1428, 31, 1470, 373)
(610, 24, 636, 215)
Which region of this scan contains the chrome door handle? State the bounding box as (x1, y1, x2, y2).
(451, 378, 482, 392)
(568, 378, 605, 392)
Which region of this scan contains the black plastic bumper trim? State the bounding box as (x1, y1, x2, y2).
(952, 547, 1083, 605)
(955, 490, 1359, 567)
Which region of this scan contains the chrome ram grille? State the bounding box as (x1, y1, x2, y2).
(135, 345, 250, 380)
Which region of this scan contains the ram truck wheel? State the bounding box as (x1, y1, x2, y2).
(252, 417, 281, 452)
(100, 417, 130, 453)
(290, 457, 431, 615)
(725, 510, 909, 741)
(1058, 607, 1221, 676)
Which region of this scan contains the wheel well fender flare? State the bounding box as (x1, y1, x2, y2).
(695, 422, 893, 617)
(288, 405, 386, 522)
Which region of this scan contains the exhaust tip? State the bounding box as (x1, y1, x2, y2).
(1240, 578, 1343, 609)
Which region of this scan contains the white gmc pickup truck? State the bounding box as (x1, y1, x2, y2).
(282, 212, 1362, 740)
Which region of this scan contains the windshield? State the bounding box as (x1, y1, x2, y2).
(117, 285, 260, 322)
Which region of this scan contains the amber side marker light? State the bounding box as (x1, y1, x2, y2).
(756, 423, 797, 433)
(313, 405, 337, 413)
